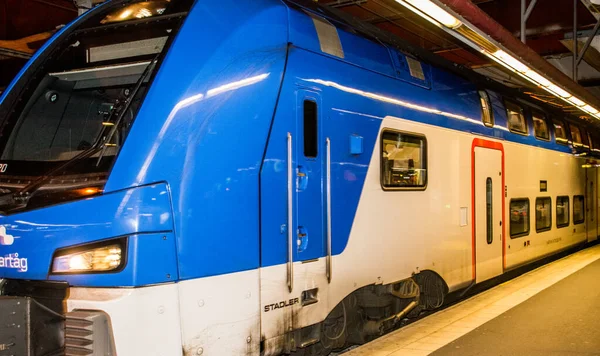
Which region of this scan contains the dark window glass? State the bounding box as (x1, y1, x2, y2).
(556, 196, 570, 228)
(479, 90, 493, 127)
(486, 177, 493, 244)
(510, 198, 530, 238)
(532, 112, 549, 140)
(303, 100, 318, 158)
(580, 127, 590, 148)
(553, 120, 568, 145)
(506, 101, 528, 134)
(574, 195, 585, 224)
(590, 132, 600, 154)
(381, 130, 427, 189)
(536, 197, 551, 232)
(570, 124, 583, 145)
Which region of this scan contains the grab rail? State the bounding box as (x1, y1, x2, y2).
(326, 137, 332, 283)
(287, 132, 294, 293)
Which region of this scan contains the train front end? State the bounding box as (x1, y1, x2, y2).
(0, 1, 196, 354)
(0, 0, 292, 354)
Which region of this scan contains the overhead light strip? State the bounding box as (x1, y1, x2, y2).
(394, 0, 600, 120)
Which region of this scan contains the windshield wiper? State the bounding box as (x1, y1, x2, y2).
(0, 57, 159, 214)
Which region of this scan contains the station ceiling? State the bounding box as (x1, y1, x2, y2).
(1, 0, 600, 120)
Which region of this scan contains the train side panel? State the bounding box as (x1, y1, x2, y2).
(260, 41, 589, 352)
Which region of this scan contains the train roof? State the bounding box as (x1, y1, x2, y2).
(282, 0, 599, 132)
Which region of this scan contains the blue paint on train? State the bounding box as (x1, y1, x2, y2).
(0, 184, 174, 286)
(0, 0, 581, 287)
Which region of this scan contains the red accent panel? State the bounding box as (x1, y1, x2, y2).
(471, 138, 505, 281)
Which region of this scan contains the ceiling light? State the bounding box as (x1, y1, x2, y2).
(401, 0, 462, 29)
(492, 50, 529, 73)
(568, 96, 585, 107)
(524, 69, 551, 87)
(546, 84, 572, 98)
(582, 105, 599, 114)
(119, 9, 133, 19)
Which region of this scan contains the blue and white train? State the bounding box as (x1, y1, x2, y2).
(0, 0, 598, 355)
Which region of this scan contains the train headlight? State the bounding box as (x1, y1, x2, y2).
(51, 239, 126, 274)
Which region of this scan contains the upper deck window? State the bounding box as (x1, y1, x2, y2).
(506, 101, 528, 134)
(570, 124, 584, 146)
(553, 120, 568, 145)
(532, 112, 549, 141)
(479, 90, 494, 127)
(590, 132, 600, 154)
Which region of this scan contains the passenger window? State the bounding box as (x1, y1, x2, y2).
(590, 132, 600, 153)
(580, 127, 590, 148)
(505, 101, 528, 134)
(570, 124, 583, 146)
(479, 90, 494, 127)
(553, 120, 568, 145)
(535, 197, 551, 232)
(556, 196, 570, 228)
(574, 195, 585, 224)
(532, 112, 549, 140)
(510, 198, 530, 238)
(381, 130, 427, 189)
(303, 100, 318, 158)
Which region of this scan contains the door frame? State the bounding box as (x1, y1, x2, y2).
(471, 138, 505, 281)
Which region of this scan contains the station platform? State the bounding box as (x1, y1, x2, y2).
(343, 244, 600, 356)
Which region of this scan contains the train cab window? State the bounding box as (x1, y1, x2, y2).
(510, 198, 530, 238)
(574, 195, 585, 224)
(506, 101, 528, 134)
(532, 112, 549, 141)
(479, 90, 494, 127)
(556, 196, 570, 228)
(553, 120, 568, 145)
(535, 197, 551, 232)
(303, 100, 318, 158)
(381, 130, 427, 190)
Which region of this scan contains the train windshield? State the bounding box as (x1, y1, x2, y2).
(0, 0, 194, 214)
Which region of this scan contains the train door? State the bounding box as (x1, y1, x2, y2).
(293, 90, 326, 263)
(586, 168, 597, 241)
(258, 88, 328, 352)
(474, 146, 503, 283)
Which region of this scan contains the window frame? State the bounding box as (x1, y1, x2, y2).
(556, 195, 570, 228)
(479, 90, 494, 128)
(532, 111, 550, 141)
(553, 119, 568, 145)
(504, 100, 529, 136)
(573, 195, 585, 225)
(380, 128, 428, 191)
(510, 198, 530, 238)
(535, 197, 552, 233)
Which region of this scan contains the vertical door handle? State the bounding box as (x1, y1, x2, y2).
(287, 132, 294, 293)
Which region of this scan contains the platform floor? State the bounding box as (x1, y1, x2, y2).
(344, 244, 600, 356)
